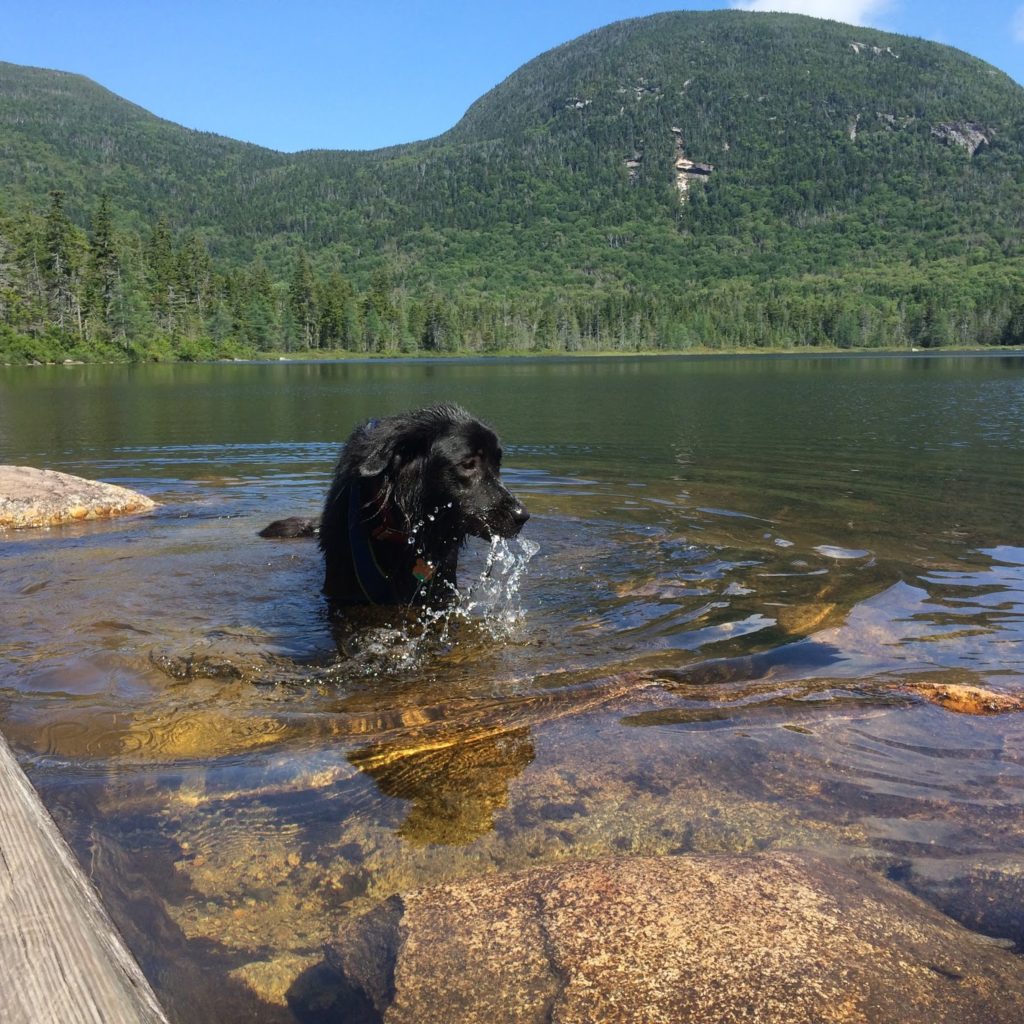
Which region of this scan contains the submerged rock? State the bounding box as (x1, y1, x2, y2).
(322, 852, 1024, 1024)
(0, 464, 156, 530)
(230, 954, 320, 1007)
(896, 855, 1024, 950)
(896, 681, 1024, 715)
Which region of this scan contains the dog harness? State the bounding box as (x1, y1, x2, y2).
(346, 480, 433, 604)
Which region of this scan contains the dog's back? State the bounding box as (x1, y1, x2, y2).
(257, 516, 318, 539)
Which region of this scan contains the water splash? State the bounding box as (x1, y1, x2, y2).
(413, 536, 540, 643)
(330, 536, 540, 675)
(462, 536, 541, 630)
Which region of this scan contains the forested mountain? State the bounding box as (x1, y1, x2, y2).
(2, 10, 1024, 361)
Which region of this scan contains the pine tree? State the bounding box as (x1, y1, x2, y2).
(178, 232, 212, 312)
(242, 260, 279, 350)
(288, 248, 317, 349)
(421, 294, 456, 352)
(85, 193, 122, 345)
(43, 190, 82, 337)
(317, 269, 356, 350)
(146, 216, 178, 335)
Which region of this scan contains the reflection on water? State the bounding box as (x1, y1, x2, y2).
(352, 728, 536, 846)
(2, 354, 1024, 1020)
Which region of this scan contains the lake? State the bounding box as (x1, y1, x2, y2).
(2, 353, 1024, 1021)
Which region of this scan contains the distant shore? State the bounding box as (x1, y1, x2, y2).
(249, 344, 1024, 362)
(3, 344, 1023, 369)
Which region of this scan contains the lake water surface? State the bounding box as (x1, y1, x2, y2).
(2, 354, 1024, 1021)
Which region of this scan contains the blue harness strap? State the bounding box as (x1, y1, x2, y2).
(347, 481, 398, 604)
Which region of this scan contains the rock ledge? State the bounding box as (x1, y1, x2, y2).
(322, 852, 1024, 1024)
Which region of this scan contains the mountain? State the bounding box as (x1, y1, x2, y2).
(2, 10, 1024, 361)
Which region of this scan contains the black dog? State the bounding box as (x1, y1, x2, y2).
(260, 404, 529, 607)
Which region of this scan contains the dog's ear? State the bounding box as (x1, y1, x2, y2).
(358, 439, 392, 477)
(357, 419, 431, 477)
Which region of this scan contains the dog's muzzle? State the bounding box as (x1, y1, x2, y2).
(472, 489, 530, 540)
(492, 499, 530, 538)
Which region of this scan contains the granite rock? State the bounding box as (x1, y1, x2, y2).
(322, 852, 1024, 1024)
(0, 465, 156, 530)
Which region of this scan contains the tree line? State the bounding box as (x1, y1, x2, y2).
(1, 191, 1022, 364)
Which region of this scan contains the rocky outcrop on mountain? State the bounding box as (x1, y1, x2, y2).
(850, 40, 900, 58)
(671, 127, 713, 201)
(930, 121, 990, 156)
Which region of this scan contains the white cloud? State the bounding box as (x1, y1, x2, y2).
(1013, 6, 1024, 43)
(728, 1, 891, 28)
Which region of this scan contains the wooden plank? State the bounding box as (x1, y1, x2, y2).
(0, 732, 169, 1024)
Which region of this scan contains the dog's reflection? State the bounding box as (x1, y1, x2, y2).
(349, 727, 535, 846)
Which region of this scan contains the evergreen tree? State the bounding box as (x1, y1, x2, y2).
(85, 192, 123, 345)
(288, 248, 317, 349)
(317, 269, 356, 349)
(178, 232, 212, 313)
(43, 190, 82, 336)
(146, 216, 178, 335)
(242, 260, 279, 350)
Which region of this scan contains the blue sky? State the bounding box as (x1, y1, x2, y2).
(5, 1, 1024, 152)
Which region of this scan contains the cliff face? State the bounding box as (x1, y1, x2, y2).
(671, 127, 713, 201)
(930, 121, 991, 155)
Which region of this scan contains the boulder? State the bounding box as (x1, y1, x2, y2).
(321, 852, 1024, 1024)
(0, 465, 156, 530)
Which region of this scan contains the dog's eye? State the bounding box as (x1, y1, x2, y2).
(460, 456, 479, 472)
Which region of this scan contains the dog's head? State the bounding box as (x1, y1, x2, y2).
(354, 404, 529, 542)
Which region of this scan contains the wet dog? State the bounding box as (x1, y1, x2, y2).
(260, 404, 529, 607)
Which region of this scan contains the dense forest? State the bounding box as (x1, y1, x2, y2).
(2, 11, 1024, 362)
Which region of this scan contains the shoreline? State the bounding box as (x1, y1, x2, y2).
(3, 344, 1022, 369)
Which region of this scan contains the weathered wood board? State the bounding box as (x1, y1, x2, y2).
(0, 732, 169, 1024)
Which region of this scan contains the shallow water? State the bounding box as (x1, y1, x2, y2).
(2, 354, 1024, 1020)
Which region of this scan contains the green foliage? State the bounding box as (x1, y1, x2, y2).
(1, 11, 1024, 362)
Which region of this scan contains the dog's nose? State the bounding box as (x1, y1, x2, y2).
(512, 505, 530, 526)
